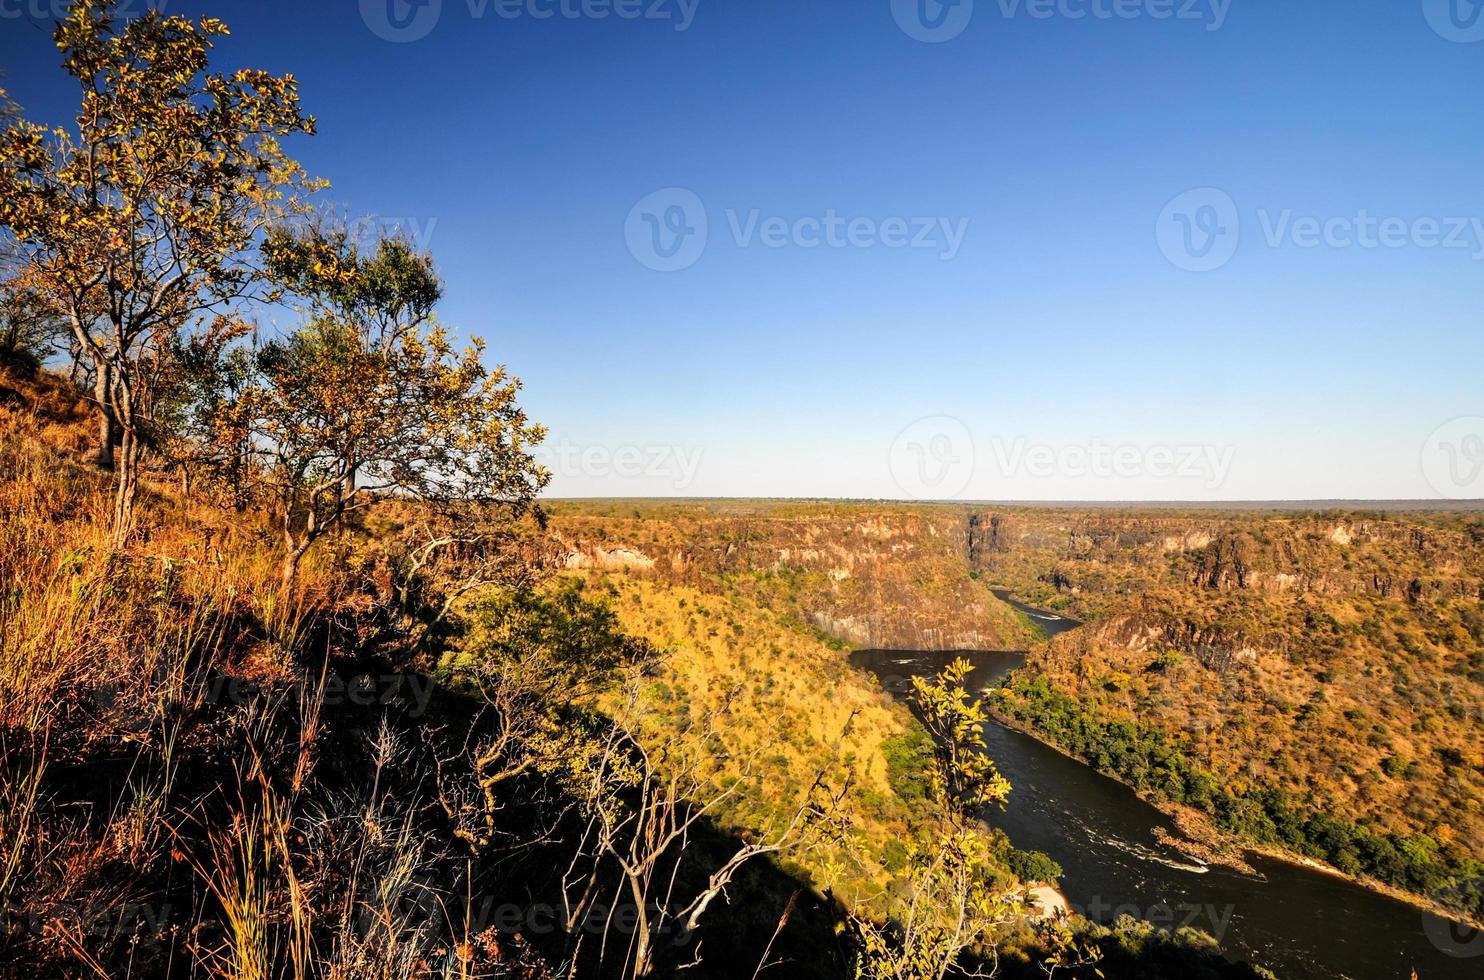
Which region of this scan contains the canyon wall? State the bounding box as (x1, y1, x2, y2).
(549, 501, 1034, 651)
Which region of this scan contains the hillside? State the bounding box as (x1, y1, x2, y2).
(0, 369, 1284, 979)
(549, 500, 1037, 651)
(972, 508, 1484, 918)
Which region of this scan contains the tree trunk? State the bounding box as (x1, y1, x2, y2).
(280, 544, 309, 594)
(110, 427, 142, 549)
(628, 873, 653, 979)
(93, 363, 117, 471)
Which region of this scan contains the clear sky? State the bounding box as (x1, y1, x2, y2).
(3, 0, 1483, 501)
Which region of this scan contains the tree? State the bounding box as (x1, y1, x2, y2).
(911, 658, 1011, 815)
(0, 0, 321, 544)
(846, 661, 1020, 980)
(0, 271, 66, 377)
(222, 232, 549, 590)
(560, 688, 829, 979)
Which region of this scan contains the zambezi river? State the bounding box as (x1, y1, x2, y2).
(850, 593, 1481, 980)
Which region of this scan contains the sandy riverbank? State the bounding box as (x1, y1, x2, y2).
(1026, 884, 1071, 920)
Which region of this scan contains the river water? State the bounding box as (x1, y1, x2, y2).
(850, 594, 1480, 980)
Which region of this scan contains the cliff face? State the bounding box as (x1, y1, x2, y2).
(969, 509, 1484, 616)
(548, 502, 1035, 651)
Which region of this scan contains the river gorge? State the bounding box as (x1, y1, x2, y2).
(852, 593, 1480, 980)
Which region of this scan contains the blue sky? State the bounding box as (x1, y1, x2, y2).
(3, 0, 1483, 500)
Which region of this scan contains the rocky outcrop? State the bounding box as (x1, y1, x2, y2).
(1039, 608, 1261, 677)
(967, 509, 1484, 615)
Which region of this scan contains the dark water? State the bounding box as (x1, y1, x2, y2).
(851, 593, 1481, 980)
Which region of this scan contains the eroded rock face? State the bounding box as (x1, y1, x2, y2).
(967, 509, 1484, 612)
(1053, 610, 1260, 675)
(552, 505, 1033, 650)
(564, 547, 655, 571)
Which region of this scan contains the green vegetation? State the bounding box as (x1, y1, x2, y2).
(993, 674, 1484, 917)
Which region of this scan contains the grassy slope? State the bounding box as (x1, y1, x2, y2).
(573, 571, 921, 903)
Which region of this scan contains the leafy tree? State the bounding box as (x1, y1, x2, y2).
(882, 727, 936, 804)
(0, 0, 321, 544)
(911, 657, 1011, 815)
(0, 271, 65, 376)
(847, 661, 1023, 979)
(221, 232, 549, 589)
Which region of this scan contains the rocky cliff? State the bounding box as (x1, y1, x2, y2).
(548, 501, 1035, 651)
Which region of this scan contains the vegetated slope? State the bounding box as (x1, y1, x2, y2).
(0, 372, 848, 979)
(973, 508, 1484, 917)
(548, 500, 1036, 651)
(3, 369, 1283, 980)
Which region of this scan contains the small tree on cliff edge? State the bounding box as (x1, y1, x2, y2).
(0, 0, 321, 545)
(847, 660, 1020, 980)
(222, 229, 550, 591)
